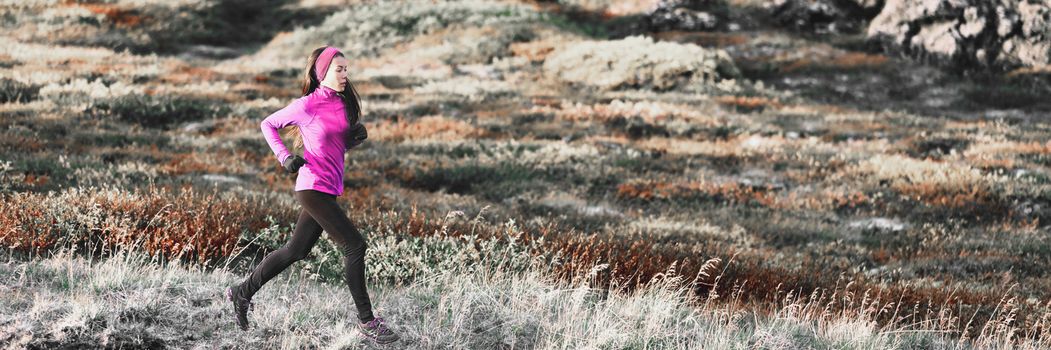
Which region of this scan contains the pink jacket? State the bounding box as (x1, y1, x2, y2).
(261, 85, 349, 196)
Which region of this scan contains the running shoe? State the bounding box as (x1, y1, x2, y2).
(226, 286, 253, 331)
(358, 316, 400, 344)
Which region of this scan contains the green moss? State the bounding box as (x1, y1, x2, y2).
(406, 162, 540, 201)
(537, 12, 608, 39)
(71, 131, 171, 148)
(963, 83, 1051, 110)
(408, 143, 480, 159)
(87, 95, 230, 129)
(0, 79, 40, 103)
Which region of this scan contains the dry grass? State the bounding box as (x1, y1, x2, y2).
(847, 154, 1006, 208)
(0, 185, 293, 263)
(714, 95, 784, 113)
(616, 179, 779, 207)
(780, 52, 892, 73)
(3, 0, 1051, 347)
(367, 115, 483, 142)
(74, 3, 146, 27)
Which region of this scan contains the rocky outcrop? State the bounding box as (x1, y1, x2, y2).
(766, 0, 1050, 69)
(766, 0, 884, 34)
(646, 0, 727, 31)
(542, 35, 740, 92)
(867, 0, 1051, 69)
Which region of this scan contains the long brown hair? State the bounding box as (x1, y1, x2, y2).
(286, 46, 363, 151)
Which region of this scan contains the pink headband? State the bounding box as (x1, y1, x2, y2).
(314, 46, 342, 81)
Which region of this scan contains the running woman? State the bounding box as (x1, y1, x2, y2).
(226, 45, 399, 345)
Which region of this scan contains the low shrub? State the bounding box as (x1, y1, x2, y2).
(0, 78, 40, 103)
(403, 162, 542, 202)
(86, 94, 230, 129)
(0, 185, 292, 263)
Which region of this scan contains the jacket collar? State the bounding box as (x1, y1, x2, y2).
(315, 84, 340, 99)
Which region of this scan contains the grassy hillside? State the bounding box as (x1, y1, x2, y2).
(3, 247, 970, 349)
(2, 0, 1050, 348)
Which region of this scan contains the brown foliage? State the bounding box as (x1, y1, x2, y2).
(616, 179, 778, 207)
(0, 185, 293, 263)
(68, 2, 145, 27)
(714, 95, 783, 113)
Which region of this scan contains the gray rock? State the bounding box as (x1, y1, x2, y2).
(766, 0, 880, 34)
(848, 217, 908, 233)
(646, 0, 726, 31)
(182, 120, 218, 134)
(542, 35, 739, 92)
(737, 168, 786, 191)
(851, 0, 885, 10)
(769, 0, 1050, 69)
(201, 174, 242, 184)
(581, 204, 622, 217)
(537, 192, 622, 217)
(867, 0, 1051, 69)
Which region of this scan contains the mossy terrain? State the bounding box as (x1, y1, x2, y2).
(1, 0, 1050, 348)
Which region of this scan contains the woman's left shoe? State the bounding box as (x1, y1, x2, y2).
(357, 316, 400, 344)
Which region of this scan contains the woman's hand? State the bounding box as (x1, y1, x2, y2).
(347, 123, 368, 149)
(282, 155, 307, 173)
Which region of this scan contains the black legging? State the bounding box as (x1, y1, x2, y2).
(236, 189, 374, 323)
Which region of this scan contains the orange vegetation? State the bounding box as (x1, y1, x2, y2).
(0, 185, 292, 263)
(714, 95, 783, 112)
(616, 179, 778, 207)
(510, 41, 557, 62)
(71, 2, 145, 27)
(367, 115, 481, 142)
(780, 52, 890, 73)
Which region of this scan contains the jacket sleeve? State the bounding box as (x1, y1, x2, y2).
(260, 97, 310, 165)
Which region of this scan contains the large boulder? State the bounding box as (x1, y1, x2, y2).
(867, 0, 1051, 69)
(542, 35, 740, 92)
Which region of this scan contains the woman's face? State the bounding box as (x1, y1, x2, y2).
(320, 55, 348, 92)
